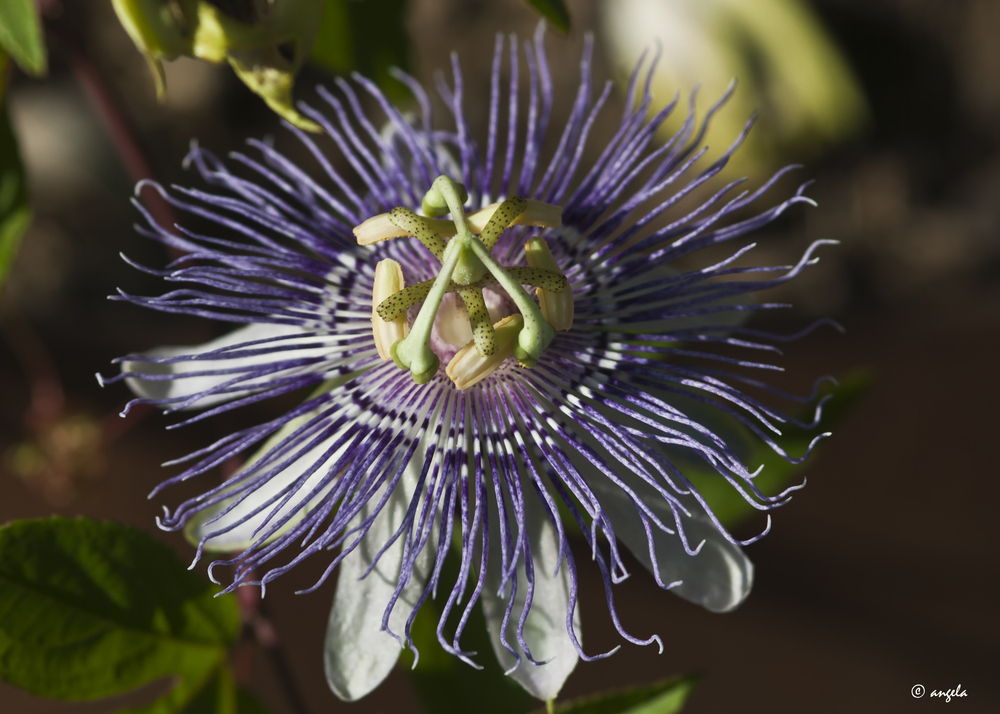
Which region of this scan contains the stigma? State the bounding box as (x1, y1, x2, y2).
(354, 176, 573, 388)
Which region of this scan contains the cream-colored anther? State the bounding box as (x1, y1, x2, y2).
(525, 237, 573, 331)
(354, 213, 405, 245)
(446, 314, 523, 390)
(372, 259, 409, 361)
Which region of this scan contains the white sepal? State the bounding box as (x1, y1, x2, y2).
(185, 412, 345, 553)
(122, 322, 320, 410)
(324, 455, 435, 701)
(480, 491, 579, 701)
(590, 473, 753, 613)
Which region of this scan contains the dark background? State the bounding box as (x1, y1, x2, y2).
(1, 1, 997, 712)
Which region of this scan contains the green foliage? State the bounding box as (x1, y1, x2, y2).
(686, 371, 872, 527)
(0, 517, 251, 713)
(534, 676, 698, 714)
(0, 0, 47, 76)
(524, 0, 571, 34)
(309, 0, 411, 98)
(177, 666, 271, 714)
(0, 86, 30, 290)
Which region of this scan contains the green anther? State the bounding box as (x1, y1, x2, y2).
(376, 280, 435, 322)
(458, 287, 497, 357)
(479, 195, 527, 252)
(391, 237, 465, 383)
(465, 237, 555, 368)
(388, 208, 448, 260)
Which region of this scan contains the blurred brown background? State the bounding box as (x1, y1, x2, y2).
(1, 0, 998, 712)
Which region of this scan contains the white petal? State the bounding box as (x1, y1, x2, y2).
(480, 493, 579, 701)
(122, 322, 321, 410)
(324, 456, 435, 701)
(589, 474, 753, 613)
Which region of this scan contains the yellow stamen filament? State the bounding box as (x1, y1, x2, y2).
(525, 237, 573, 331)
(446, 314, 524, 390)
(371, 259, 409, 361)
(353, 199, 562, 245)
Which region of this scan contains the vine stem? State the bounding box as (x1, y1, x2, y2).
(43, 5, 179, 239)
(236, 569, 313, 714)
(58, 34, 178, 233)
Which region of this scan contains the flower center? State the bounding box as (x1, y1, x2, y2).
(355, 176, 574, 388)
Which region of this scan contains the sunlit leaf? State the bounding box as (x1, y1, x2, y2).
(524, 0, 571, 34)
(0, 0, 47, 76)
(534, 675, 699, 714)
(0, 98, 30, 289)
(0, 517, 241, 712)
(111, 0, 324, 130)
(600, 0, 867, 173)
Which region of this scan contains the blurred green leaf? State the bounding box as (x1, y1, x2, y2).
(235, 686, 273, 714)
(0, 517, 242, 712)
(0, 98, 30, 290)
(178, 665, 237, 714)
(533, 675, 698, 714)
(686, 371, 872, 527)
(175, 665, 273, 714)
(0, 0, 47, 76)
(309, 0, 411, 96)
(600, 0, 866, 174)
(524, 0, 570, 34)
(0, 48, 10, 98)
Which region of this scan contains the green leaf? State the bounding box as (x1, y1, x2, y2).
(0, 0, 47, 76)
(531, 675, 698, 714)
(174, 667, 273, 714)
(236, 686, 273, 714)
(524, 0, 570, 34)
(177, 665, 237, 714)
(0, 98, 31, 289)
(0, 517, 241, 712)
(685, 371, 872, 527)
(309, 0, 411, 98)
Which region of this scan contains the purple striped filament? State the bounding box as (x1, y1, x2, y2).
(102, 24, 836, 702)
